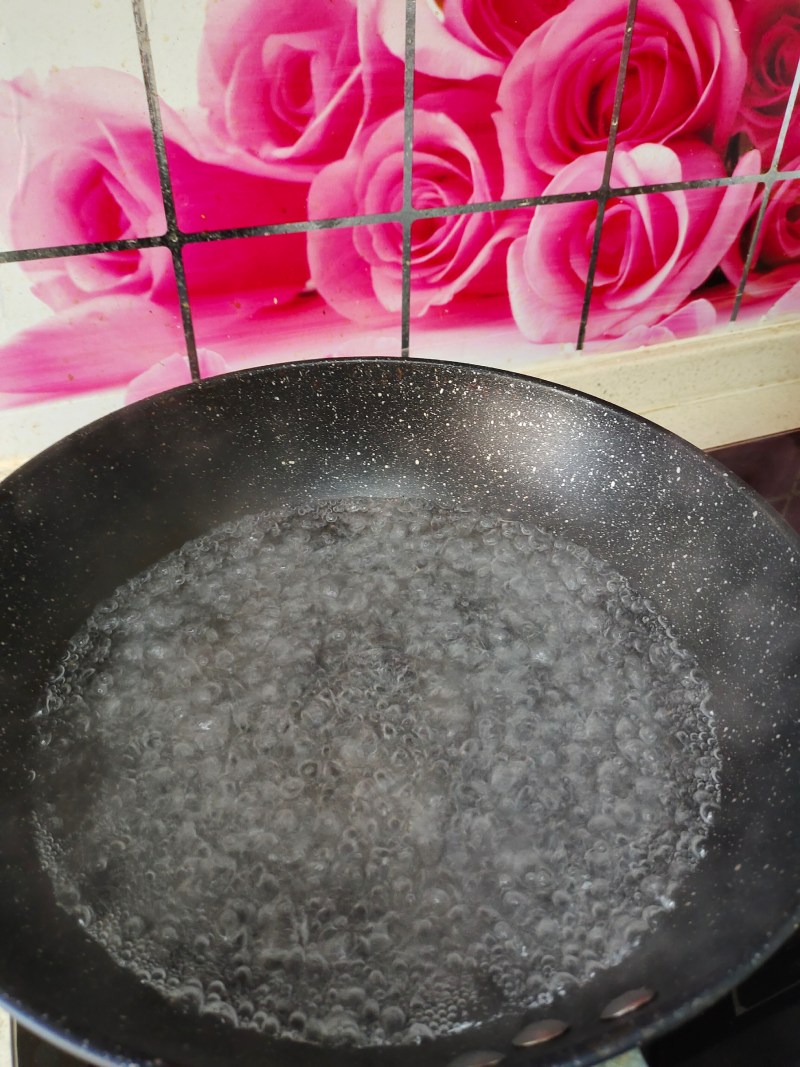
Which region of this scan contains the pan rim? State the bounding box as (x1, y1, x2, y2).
(3, 354, 798, 552)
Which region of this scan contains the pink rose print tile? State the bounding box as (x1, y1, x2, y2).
(509, 143, 759, 348)
(182, 230, 402, 371)
(736, 0, 800, 170)
(406, 206, 567, 365)
(412, 0, 618, 202)
(146, 0, 406, 231)
(405, 0, 749, 205)
(723, 175, 800, 323)
(3, 0, 800, 410)
(331, 81, 509, 215)
(0, 247, 185, 404)
(407, 166, 749, 361)
(409, 0, 572, 84)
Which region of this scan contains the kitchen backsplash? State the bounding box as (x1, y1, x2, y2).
(1, 0, 799, 431)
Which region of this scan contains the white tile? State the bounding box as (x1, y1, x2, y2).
(1, 0, 143, 81)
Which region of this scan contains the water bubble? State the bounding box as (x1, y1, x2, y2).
(380, 1006, 406, 1034)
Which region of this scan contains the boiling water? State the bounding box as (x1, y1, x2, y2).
(33, 499, 720, 1047)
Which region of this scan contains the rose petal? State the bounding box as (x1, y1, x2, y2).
(0, 296, 184, 396)
(594, 297, 718, 351)
(508, 234, 576, 343)
(124, 349, 231, 405)
(307, 158, 394, 322)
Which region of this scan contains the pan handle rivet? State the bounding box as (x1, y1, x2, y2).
(600, 987, 656, 1020)
(512, 1019, 569, 1047)
(447, 1051, 504, 1067)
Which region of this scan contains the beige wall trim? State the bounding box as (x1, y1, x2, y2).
(529, 320, 800, 449)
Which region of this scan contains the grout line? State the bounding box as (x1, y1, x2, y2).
(415, 190, 598, 215)
(576, 0, 638, 350)
(400, 223, 413, 358)
(729, 181, 771, 323)
(169, 246, 200, 374)
(730, 56, 800, 323)
(0, 236, 164, 265)
(399, 0, 417, 359)
(598, 2, 638, 195)
(400, 0, 416, 227)
(130, 0, 199, 379)
(576, 198, 607, 351)
(181, 211, 403, 242)
(5, 170, 800, 266)
(768, 55, 800, 173)
(606, 169, 800, 198)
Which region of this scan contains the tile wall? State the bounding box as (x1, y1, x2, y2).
(1, 0, 799, 429)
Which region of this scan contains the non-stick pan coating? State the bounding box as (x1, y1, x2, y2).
(0, 359, 798, 1067)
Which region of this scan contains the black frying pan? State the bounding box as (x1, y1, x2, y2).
(0, 358, 798, 1067)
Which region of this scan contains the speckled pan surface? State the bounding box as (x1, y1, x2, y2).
(0, 358, 798, 1067)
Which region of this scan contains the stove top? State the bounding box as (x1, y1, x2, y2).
(10, 930, 800, 1067)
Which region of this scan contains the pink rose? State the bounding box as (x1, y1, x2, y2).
(722, 157, 800, 303)
(378, 0, 568, 80)
(0, 68, 311, 399)
(508, 141, 760, 343)
(199, 0, 402, 182)
(307, 89, 514, 322)
(0, 69, 169, 303)
(0, 69, 309, 312)
(737, 0, 800, 163)
(496, 0, 747, 198)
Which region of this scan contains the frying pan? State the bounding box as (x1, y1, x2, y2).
(0, 357, 798, 1067)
